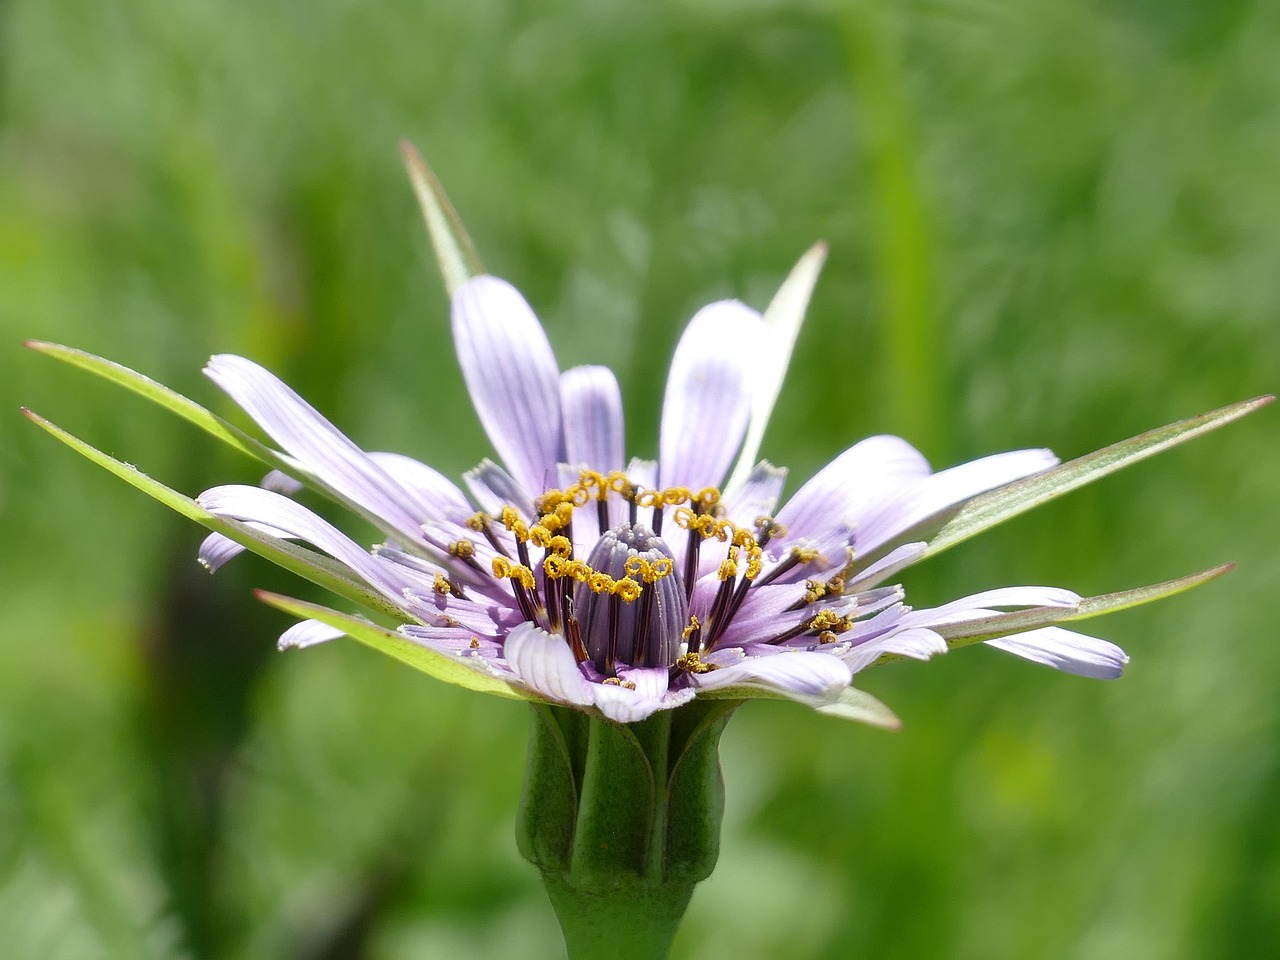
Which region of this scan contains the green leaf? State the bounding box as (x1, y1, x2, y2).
(726, 241, 828, 491)
(401, 140, 485, 296)
(255, 590, 528, 700)
(22, 409, 406, 620)
(26, 340, 282, 468)
(813, 686, 902, 729)
(922, 395, 1273, 560)
(935, 563, 1234, 649)
(517, 704, 581, 872)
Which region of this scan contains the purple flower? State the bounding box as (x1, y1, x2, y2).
(186, 269, 1132, 726)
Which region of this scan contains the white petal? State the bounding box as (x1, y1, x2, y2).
(561, 365, 625, 474)
(503, 623, 594, 706)
(658, 300, 763, 491)
(691, 649, 852, 698)
(277, 619, 345, 650)
(726, 242, 827, 490)
(452, 276, 563, 496)
(204, 355, 430, 539)
(196, 524, 293, 572)
(986, 627, 1129, 679)
(592, 674, 694, 723)
(775, 435, 931, 541)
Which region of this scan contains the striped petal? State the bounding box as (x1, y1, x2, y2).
(986, 627, 1129, 679)
(561, 365, 625, 474)
(658, 301, 763, 491)
(452, 276, 563, 496)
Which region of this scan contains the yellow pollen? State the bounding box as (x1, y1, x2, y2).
(602, 676, 621, 685)
(681, 616, 701, 640)
(449, 539, 476, 560)
(588, 571, 614, 594)
(792, 546, 821, 564)
(745, 556, 763, 580)
(528, 524, 554, 548)
(433, 573, 454, 595)
(466, 512, 490, 532)
(469, 637, 481, 649)
(547, 535, 573, 556)
(809, 609, 843, 631)
(818, 630, 838, 644)
(612, 578, 642, 603)
(675, 651, 717, 673)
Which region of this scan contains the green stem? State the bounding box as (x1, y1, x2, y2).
(544, 876, 693, 960)
(517, 700, 740, 960)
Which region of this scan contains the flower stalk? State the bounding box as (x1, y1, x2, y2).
(519, 700, 737, 958)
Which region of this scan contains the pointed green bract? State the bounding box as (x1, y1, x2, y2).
(814, 686, 902, 729)
(401, 140, 484, 296)
(21, 409, 407, 620)
(726, 241, 828, 491)
(921, 396, 1273, 560)
(26, 340, 281, 467)
(256, 591, 528, 699)
(935, 563, 1234, 649)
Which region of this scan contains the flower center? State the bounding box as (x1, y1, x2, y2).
(465, 468, 844, 674)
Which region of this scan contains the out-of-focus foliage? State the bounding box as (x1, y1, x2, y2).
(2, 0, 1277, 957)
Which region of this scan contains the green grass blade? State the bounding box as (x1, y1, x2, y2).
(401, 141, 484, 296)
(256, 591, 528, 700)
(23, 408, 407, 620)
(936, 563, 1234, 649)
(922, 396, 1274, 559)
(26, 340, 286, 469)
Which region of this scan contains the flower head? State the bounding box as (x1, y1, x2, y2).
(177, 264, 1158, 727)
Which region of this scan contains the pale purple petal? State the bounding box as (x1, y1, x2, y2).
(277, 619, 345, 650)
(658, 300, 763, 491)
(452, 276, 563, 496)
(197, 524, 293, 572)
(464, 459, 535, 517)
(262, 469, 303, 495)
(986, 626, 1129, 679)
(504, 623, 595, 707)
(561, 365, 625, 474)
(368, 452, 473, 522)
(691, 648, 852, 697)
(204, 355, 430, 539)
(722, 461, 787, 528)
(198, 485, 414, 600)
(855, 449, 1058, 555)
(843, 542, 926, 591)
(775, 435, 931, 541)
(843, 627, 948, 674)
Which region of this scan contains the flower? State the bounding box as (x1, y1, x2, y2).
(185, 269, 1132, 726)
(24, 158, 1267, 731)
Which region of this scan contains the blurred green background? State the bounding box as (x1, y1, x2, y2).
(2, 0, 1278, 957)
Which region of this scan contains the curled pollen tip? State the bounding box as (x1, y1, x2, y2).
(465, 511, 490, 532)
(601, 677, 638, 689)
(433, 573, 453, 595)
(681, 616, 701, 641)
(613, 578, 643, 603)
(818, 630, 838, 644)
